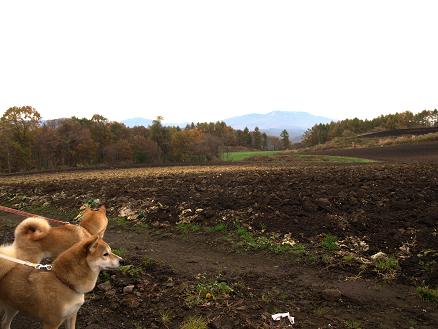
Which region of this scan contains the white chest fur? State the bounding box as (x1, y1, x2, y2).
(62, 294, 85, 317)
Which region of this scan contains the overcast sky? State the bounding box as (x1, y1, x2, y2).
(1, 1, 437, 123)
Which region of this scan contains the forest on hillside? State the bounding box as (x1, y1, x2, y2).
(0, 106, 288, 173)
(302, 110, 438, 146)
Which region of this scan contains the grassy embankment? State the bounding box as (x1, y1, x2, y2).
(222, 150, 373, 164)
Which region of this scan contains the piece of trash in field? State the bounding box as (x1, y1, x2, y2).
(272, 312, 295, 325)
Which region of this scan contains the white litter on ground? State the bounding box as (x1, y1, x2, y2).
(272, 312, 295, 325)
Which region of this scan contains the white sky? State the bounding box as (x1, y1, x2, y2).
(1, 1, 437, 123)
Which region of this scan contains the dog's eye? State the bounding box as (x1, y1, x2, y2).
(103, 252, 109, 256)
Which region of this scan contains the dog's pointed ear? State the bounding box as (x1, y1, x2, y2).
(96, 228, 105, 239)
(98, 205, 106, 214)
(83, 236, 100, 252)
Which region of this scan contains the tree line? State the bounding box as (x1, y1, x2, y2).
(0, 106, 289, 173)
(302, 110, 438, 146)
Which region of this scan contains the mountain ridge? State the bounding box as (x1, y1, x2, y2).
(122, 111, 333, 140)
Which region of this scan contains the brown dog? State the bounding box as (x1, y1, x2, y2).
(0, 236, 121, 329)
(0, 206, 109, 280)
(41, 205, 109, 258)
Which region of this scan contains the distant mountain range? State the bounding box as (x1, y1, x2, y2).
(122, 111, 332, 141)
(224, 111, 332, 141)
(122, 117, 153, 127)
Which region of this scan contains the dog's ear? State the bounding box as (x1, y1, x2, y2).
(96, 228, 105, 239)
(83, 235, 100, 252)
(98, 205, 106, 214)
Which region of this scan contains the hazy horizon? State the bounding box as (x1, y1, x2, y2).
(1, 1, 437, 123)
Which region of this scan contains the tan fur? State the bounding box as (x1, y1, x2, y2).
(0, 217, 51, 280)
(0, 236, 121, 329)
(80, 205, 108, 237)
(38, 223, 92, 259)
(41, 206, 108, 258)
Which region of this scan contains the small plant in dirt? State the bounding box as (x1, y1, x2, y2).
(417, 249, 438, 273)
(186, 280, 233, 306)
(99, 271, 111, 282)
(133, 322, 145, 329)
(112, 247, 127, 257)
(342, 255, 355, 264)
(313, 306, 328, 317)
(177, 223, 202, 233)
(142, 256, 157, 270)
(235, 224, 252, 239)
(374, 255, 399, 272)
(416, 286, 438, 303)
(110, 216, 129, 226)
(233, 224, 295, 254)
(84, 198, 100, 209)
(321, 234, 339, 250)
(344, 319, 362, 329)
(158, 310, 173, 328)
(119, 264, 143, 278)
(206, 222, 227, 233)
(290, 243, 306, 255)
(180, 316, 208, 329)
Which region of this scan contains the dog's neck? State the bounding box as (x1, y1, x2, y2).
(52, 250, 100, 294)
(79, 221, 99, 236)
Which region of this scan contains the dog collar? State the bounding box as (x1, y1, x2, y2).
(54, 272, 80, 294)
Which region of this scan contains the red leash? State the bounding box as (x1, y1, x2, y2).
(0, 205, 69, 225)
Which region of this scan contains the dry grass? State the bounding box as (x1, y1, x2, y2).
(378, 132, 438, 146)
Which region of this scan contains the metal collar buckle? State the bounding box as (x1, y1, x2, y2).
(35, 264, 52, 271)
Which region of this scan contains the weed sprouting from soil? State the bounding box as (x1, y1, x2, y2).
(177, 223, 202, 233)
(142, 256, 157, 270)
(84, 198, 101, 208)
(180, 316, 208, 329)
(158, 310, 173, 328)
(373, 255, 399, 280)
(134, 322, 145, 329)
(112, 247, 127, 257)
(342, 255, 355, 263)
(185, 278, 233, 306)
(99, 271, 111, 282)
(344, 319, 362, 329)
(119, 264, 143, 278)
(233, 224, 299, 254)
(206, 222, 227, 233)
(374, 256, 399, 272)
(110, 216, 129, 226)
(290, 243, 306, 255)
(321, 234, 339, 250)
(416, 286, 438, 303)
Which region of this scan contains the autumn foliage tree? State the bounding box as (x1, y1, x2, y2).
(0, 106, 285, 173)
(0, 106, 41, 172)
(303, 110, 438, 146)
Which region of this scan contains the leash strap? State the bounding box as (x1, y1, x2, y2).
(0, 205, 69, 225)
(0, 253, 52, 271)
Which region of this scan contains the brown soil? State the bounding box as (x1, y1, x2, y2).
(0, 160, 437, 328)
(308, 140, 438, 162)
